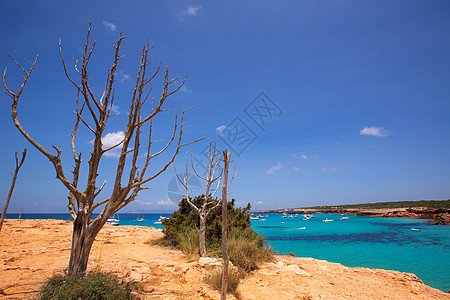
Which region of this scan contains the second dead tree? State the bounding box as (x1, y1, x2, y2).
(176, 141, 223, 257)
(0, 149, 27, 232)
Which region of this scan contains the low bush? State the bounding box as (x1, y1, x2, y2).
(228, 227, 274, 272)
(39, 271, 135, 300)
(177, 227, 199, 259)
(162, 196, 273, 271)
(204, 266, 243, 294)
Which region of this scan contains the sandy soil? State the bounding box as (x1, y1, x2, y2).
(1, 219, 449, 299)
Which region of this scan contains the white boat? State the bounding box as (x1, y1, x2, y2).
(136, 209, 145, 222)
(322, 218, 334, 223)
(282, 213, 288, 218)
(251, 214, 267, 221)
(153, 215, 168, 225)
(411, 228, 421, 232)
(107, 213, 120, 226)
(299, 227, 306, 230)
(340, 216, 349, 220)
(303, 214, 314, 221)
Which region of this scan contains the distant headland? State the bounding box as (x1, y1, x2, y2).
(254, 199, 450, 225)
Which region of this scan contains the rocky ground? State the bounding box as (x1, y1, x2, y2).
(1, 219, 449, 299)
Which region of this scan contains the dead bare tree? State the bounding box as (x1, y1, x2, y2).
(2, 24, 201, 275)
(220, 150, 231, 300)
(175, 140, 223, 257)
(0, 149, 27, 232)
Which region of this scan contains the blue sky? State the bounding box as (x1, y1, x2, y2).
(1, 0, 449, 213)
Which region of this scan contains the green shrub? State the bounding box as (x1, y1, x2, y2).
(39, 271, 135, 300)
(204, 266, 243, 294)
(228, 227, 274, 272)
(162, 196, 252, 247)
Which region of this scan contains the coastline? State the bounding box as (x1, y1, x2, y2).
(1, 219, 449, 299)
(254, 207, 450, 225)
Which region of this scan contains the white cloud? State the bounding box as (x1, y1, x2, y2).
(101, 131, 125, 158)
(185, 4, 202, 16)
(292, 151, 317, 159)
(178, 4, 202, 20)
(118, 71, 130, 83)
(293, 167, 301, 171)
(266, 162, 282, 174)
(110, 104, 120, 114)
(256, 201, 263, 205)
(360, 126, 391, 137)
(216, 125, 226, 136)
(135, 200, 154, 206)
(180, 85, 190, 93)
(102, 20, 117, 32)
(236, 201, 248, 207)
(330, 168, 337, 172)
(158, 199, 177, 206)
(135, 199, 177, 206)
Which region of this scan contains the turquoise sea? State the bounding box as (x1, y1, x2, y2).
(5, 212, 450, 292)
(251, 213, 450, 293)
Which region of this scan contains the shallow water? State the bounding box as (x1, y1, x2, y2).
(251, 213, 450, 292)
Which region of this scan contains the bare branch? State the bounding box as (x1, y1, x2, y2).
(210, 178, 222, 198)
(59, 38, 81, 90)
(91, 198, 110, 210)
(4, 52, 84, 201)
(102, 139, 124, 154)
(5, 50, 27, 73)
(0, 149, 27, 232)
(191, 154, 207, 181)
(137, 108, 205, 187)
(227, 163, 237, 194)
(174, 154, 199, 213)
(94, 180, 107, 198)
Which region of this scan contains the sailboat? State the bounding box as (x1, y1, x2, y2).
(153, 214, 168, 225)
(153, 208, 168, 225)
(136, 209, 145, 222)
(107, 213, 120, 226)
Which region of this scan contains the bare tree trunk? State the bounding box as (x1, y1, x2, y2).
(67, 212, 103, 275)
(221, 150, 231, 300)
(0, 149, 27, 232)
(199, 213, 207, 257)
